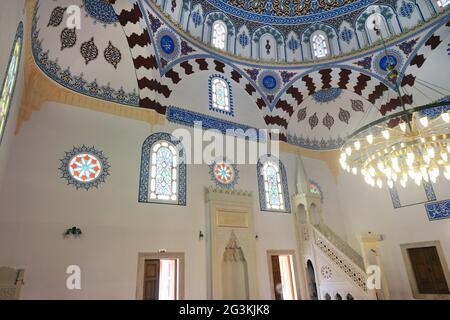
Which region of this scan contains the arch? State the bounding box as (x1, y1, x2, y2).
(324, 292, 331, 300)
(138, 132, 186, 205)
(309, 203, 321, 226)
(286, 31, 302, 62)
(355, 5, 400, 46)
(257, 155, 291, 213)
(209, 74, 233, 116)
(212, 20, 227, 50)
(297, 204, 307, 224)
(205, 11, 236, 51)
(335, 293, 343, 300)
(0, 22, 23, 145)
(252, 26, 285, 62)
(302, 23, 337, 59)
(306, 260, 318, 300)
(311, 32, 329, 59)
(161, 56, 269, 124)
(346, 293, 355, 300)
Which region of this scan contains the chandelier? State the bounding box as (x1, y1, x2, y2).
(340, 19, 450, 189)
(340, 101, 450, 189)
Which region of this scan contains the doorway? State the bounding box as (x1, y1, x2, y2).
(267, 250, 299, 300)
(306, 260, 318, 300)
(401, 241, 450, 299)
(136, 253, 184, 300)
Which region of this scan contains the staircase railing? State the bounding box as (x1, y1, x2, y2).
(314, 224, 364, 269)
(312, 225, 368, 293)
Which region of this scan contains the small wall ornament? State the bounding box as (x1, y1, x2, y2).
(64, 226, 83, 238)
(321, 265, 332, 280)
(59, 146, 110, 191)
(209, 159, 239, 189)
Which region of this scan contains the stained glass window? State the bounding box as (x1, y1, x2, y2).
(211, 77, 230, 112)
(150, 141, 178, 202)
(312, 34, 328, 59)
(262, 160, 285, 211)
(0, 33, 22, 144)
(212, 21, 227, 50)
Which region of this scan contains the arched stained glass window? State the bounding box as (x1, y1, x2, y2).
(139, 132, 186, 205)
(0, 22, 23, 144)
(150, 141, 178, 202)
(209, 75, 233, 115)
(312, 34, 328, 59)
(263, 161, 284, 210)
(257, 156, 291, 213)
(212, 21, 227, 50)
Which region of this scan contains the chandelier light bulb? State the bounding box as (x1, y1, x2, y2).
(354, 141, 361, 150)
(385, 167, 392, 179)
(423, 154, 431, 164)
(391, 157, 400, 172)
(352, 167, 358, 175)
(377, 179, 383, 189)
(382, 130, 390, 140)
(441, 152, 448, 162)
(427, 147, 435, 159)
(420, 116, 429, 128)
(345, 147, 352, 156)
(399, 122, 407, 133)
(387, 180, 394, 189)
(442, 112, 450, 123)
(444, 171, 450, 180)
(369, 167, 376, 177)
(415, 176, 422, 186)
(400, 179, 407, 188)
(420, 167, 429, 182)
(366, 134, 374, 144)
(377, 161, 385, 172)
(392, 172, 398, 182)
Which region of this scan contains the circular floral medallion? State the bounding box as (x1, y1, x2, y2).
(60, 146, 110, 190)
(209, 160, 239, 189)
(258, 71, 281, 94)
(83, 0, 118, 25)
(321, 265, 332, 280)
(155, 29, 180, 61)
(373, 50, 403, 76)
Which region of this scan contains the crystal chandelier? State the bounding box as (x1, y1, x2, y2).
(340, 21, 450, 189)
(340, 101, 450, 188)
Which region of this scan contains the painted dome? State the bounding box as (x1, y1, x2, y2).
(205, 0, 373, 24)
(153, 0, 447, 63)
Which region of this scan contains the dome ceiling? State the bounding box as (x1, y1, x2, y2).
(206, 0, 374, 24)
(155, 0, 444, 63)
(28, 0, 450, 152)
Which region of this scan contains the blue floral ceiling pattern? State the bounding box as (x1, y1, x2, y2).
(206, 0, 377, 24)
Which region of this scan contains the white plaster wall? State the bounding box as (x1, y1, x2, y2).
(0, 101, 305, 299)
(337, 169, 450, 299)
(0, 0, 25, 193)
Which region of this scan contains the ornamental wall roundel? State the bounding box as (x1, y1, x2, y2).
(59, 146, 110, 190)
(209, 160, 239, 189)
